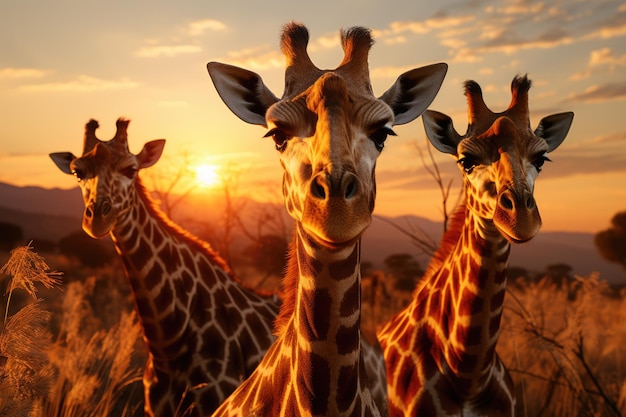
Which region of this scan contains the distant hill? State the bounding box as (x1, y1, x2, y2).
(0, 182, 83, 217)
(0, 182, 623, 284)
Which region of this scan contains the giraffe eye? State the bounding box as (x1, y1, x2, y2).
(457, 155, 479, 174)
(532, 154, 551, 172)
(264, 128, 290, 152)
(369, 126, 397, 151)
(72, 169, 85, 182)
(121, 166, 138, 179)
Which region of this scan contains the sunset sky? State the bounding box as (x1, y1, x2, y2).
(1, 0, 624, 233)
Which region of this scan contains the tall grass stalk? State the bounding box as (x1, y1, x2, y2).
(0, 246, 143, 416)
(0, 243, 61, 329)
(0, 244, 61, 416)
(39, 277, 143, 417)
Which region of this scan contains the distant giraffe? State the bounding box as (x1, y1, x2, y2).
(50, 119, 280, 417)
(377, 75, 573, 416)
(206, 22, 447, 416)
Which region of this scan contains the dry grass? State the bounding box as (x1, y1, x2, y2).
(0, 246, 143, 417)
(361, 271, 626, 417)
(1, 241, 624, 416)
(502, 274, 626, 417)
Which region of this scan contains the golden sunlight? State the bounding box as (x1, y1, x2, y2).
(194, 163, 221, 188)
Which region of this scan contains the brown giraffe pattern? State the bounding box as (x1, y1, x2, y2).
(377, 75, 574, 416)
(50, 119, 280, 417)
(207, 22, 447, 416)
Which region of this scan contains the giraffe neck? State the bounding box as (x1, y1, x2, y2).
(108, 178, 233, 363)
(421, 203, 510, 394)
(217, 223, 376, 416)
(289, 224, 366, 414)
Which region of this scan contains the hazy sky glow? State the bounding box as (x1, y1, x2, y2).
(1, 0, 624, 232)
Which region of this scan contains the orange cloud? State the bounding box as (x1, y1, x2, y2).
(135, 44, 202, 58)
(0, 68, 48, 79)
(18, 75, 138, 92)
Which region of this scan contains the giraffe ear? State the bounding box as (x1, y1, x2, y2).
(207, 62, 280, 127)
(49, 152, 76, 175)
(379, 63, 448, 126)
(422, 110, 463, 155)
(534, 112, 574, 153)
(137, 139, 166, 169)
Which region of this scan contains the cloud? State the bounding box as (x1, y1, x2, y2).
(546, 146, 626, 179)
(478, 26, 574, 54)
(570, 47, 626, 80)
(586, 131, 626, 145)
(218, 46, 283, 71)
(370, 64, 432, 79)
(187, 19, 227, 36)
(565, 83, 626, 103)
(135, 44, 202, 58)
(0, 67, 48, 80)
(486, 2, 547, 16)
(583, 7, 626, 40)
(384, 12, 475, 38)
(589, 47, 626, 67)
(18, 75, 138, 92)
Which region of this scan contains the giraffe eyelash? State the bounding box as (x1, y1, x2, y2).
(72, 169, 85, 181)
(532, 154, 551, 172)
(264, 128, 291, 152)
(457, 155, 479, 174)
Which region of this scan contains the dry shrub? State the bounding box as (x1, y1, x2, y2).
(41, 282, 143, 417)
(0, 246, 144, 417)
(0, 244, 59, 416)
(501, 274, 626, 417)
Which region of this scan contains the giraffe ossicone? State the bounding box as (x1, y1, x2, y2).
(377, 75, 573, 416)
(207, 21, 447, 416)
(50, 118, 280, 417)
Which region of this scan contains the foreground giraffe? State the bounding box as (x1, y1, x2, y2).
(377, 75, 573, 416)
(50, 119, 280, 416)
(206, 22, 447, 416)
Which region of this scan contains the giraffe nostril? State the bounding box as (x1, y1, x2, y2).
(345, 181, 356, 199)
(499, 191, 514, 211)
(344, 175, 359, 200)
(85, 206, 94, 219)
(525, 195, 536, 210)
(310, 174, 327, 199)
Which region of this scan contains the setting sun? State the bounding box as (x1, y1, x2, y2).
(194, 163, 221, 188)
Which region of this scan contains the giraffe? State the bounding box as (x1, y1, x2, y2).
(49, 119, 280, 417)
(206, 22, 447, 416)
(376, 75, 574, 416)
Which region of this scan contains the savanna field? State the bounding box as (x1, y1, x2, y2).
(1, 203, 625, 416)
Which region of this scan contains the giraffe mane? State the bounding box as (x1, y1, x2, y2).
(415, 203, 467, 292)
(272, 236, 298, 335)
(134, 175, 276, 298)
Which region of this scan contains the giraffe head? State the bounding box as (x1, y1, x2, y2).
(208, 22, 447, 247)
(423, 75, 574, 243)
(50, 119, 165, 238)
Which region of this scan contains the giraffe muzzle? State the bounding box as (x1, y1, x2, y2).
(304, 170, 371, 246)
(83, 199, 115, 238)
(310, 170, 360, 201)
(494, 188, 541, 243)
